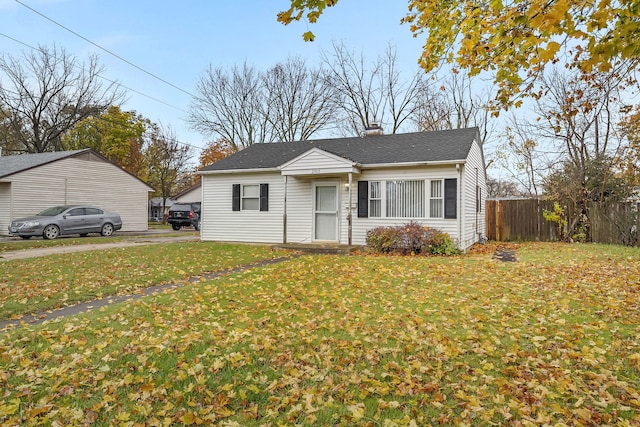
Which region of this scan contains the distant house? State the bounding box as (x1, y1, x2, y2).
(148, 197, 175, 220)
(173, 182, 202, 203)
(0, 149, 154, 235)
(199, 128, 487, 251)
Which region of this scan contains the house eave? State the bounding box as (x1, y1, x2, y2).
(279, 166, 361, 176)
(199, 167, 281, 175)
(198, 159, 468, 176)
(360, 159, 467, 169)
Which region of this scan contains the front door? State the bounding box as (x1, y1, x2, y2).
(314, 183, 338, 241)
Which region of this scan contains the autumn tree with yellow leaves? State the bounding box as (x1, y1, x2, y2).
(278, 0, 640, 109)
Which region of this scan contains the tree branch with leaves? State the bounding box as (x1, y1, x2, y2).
(278, 0, 640, 110)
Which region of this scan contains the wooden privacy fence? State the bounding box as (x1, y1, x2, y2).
(486, 199, 640, 245)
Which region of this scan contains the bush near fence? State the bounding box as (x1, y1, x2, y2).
(486, 198, 639, 246)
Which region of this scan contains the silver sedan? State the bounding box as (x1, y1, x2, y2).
(8, 205, 123, 240)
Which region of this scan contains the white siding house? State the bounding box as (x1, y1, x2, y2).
(0, 149, 154, 235)
(199, 128, 487, 251)
(173, 183, 202, 203)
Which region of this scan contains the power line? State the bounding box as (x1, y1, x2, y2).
(14, 0, 197, 99)
(0, 54, 204, 153)
(0, 32, 190, 115)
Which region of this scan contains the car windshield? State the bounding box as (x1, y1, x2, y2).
(37, 206, 69, 216)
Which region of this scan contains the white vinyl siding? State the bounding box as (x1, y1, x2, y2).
(460, 140, 487, 250)
(0, 183, 11, 234)
(173, 185, 202, 203)
(280, 148, 357, 176)
(1, 156, 152, 234)
(285, 178, 313, 243)
(201, 172, 283, 243)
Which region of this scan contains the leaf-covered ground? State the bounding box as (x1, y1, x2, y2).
(0, 242, 287, 319)
(1, 242, 639, 425)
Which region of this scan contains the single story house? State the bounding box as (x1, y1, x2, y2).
(199, 127, 487, 251)
(0, 149, 154, 234)
(149, 197, 175, 221)
(173, 182, 202, 203)
(148, 183, 201, 221)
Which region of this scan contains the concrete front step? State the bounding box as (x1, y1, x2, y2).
(273, 243, 363, 255)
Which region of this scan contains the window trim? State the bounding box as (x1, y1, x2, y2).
(232, 183, 269, 212)
(242, 184, 260, 211)
(369, 181, 382, 218)
(429, 179, 444, 218)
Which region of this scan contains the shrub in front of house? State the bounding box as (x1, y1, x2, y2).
(366, 222, 460, 256)
(366, 226, 400, 253)
(426, 229, 461, 255)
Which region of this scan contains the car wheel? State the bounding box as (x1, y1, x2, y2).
(194, 220, 200, 231)
(101, 223, 114, 237)
(43, 224, 60, 240)
(20, 236, 31, 240)
(172, 224, 181, 230)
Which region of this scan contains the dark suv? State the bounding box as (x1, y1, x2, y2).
(167, 202, 201, 231)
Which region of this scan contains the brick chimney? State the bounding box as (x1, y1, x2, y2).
(364, 123, 383, 136)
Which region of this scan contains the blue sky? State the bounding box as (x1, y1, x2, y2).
(1, 1, 426, 154)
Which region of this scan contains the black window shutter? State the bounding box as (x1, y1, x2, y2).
(444, 178, 457, 219)
(357, 181, 368, 218)
(232, 184, 240, 211)
(260, 183, 269, 211)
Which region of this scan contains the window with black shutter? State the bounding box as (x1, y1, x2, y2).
(444, 178, 457, 219)
(260, 183, 269, 211)
(233, 183, 269, 211)
(357, 181, 368, 218)
(232, 184, 240, 211)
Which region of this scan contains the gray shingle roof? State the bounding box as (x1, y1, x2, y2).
(0, 149, 89, 179)
(201, 128, 480, 172)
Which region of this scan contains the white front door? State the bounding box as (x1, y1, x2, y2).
(314, 183, 338, 241)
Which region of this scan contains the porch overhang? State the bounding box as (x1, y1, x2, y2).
(280, 165, 361, 177)
(278, 147, 361, 177)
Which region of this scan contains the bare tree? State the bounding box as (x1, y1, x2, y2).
(189, 58, 339, 149)
(0, 45, 125, 153)
(144, 124, 193, 214)
(189, 63, 268, 151)
(261, 57, 338, 142)
(494, 120, 551, 198)
(535, 67, 625, 173)
(486, 178, 526, 198)
(321, 42, 426, 136)
(413, 71, 494, 145)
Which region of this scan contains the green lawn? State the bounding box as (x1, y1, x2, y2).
(0, 241, 286, 319)
(0, 242, 639, 426)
